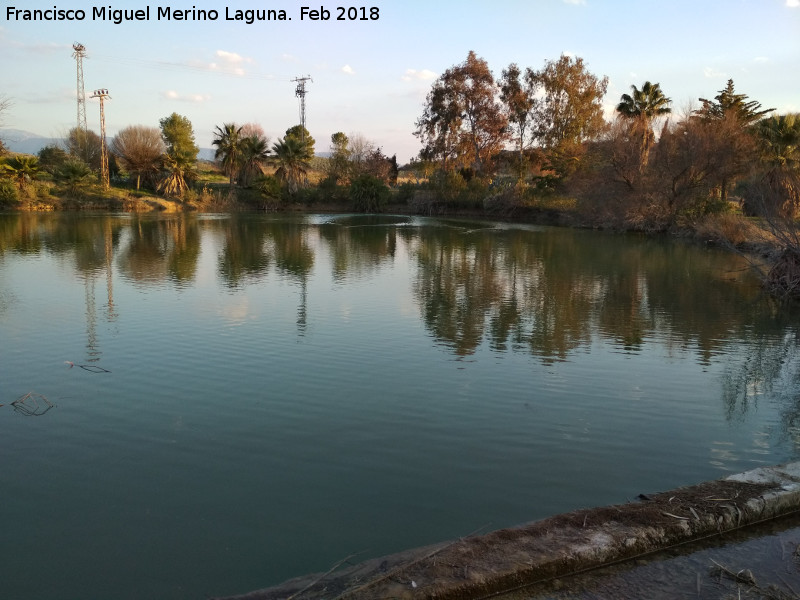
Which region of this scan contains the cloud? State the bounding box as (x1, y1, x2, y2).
(191, 49, 254, 76)
(563, 0, 586, 4)
(787, 0, 799, 7)
(216, 50, 248, 64)
(341, 64, 355, 75)
(162, 90, 210, 103)
(402, 68, 436, 82)
(703, 66, 726, 78)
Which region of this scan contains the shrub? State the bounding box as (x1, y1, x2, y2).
(397, 181, 417, 204)
(430, 169, 467, 204)
(37, 145, 70, 175)
(254, 175, 279, 200)
(350, 174, 389, 212)
(0, 178, 19, 206)
(55, 159, 93, 196)
(182, 188, 198, 203)
(317, 175, 350, 204)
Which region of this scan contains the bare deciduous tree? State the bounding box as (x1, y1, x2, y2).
(111, 125, 165, 190)
(66, 127, 103, 170)
(499, 63, 539, 178)
(348, 132, 376, 178)
(0, 94, 11, 154)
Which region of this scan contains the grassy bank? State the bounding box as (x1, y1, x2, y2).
(3, 152, 799, 299)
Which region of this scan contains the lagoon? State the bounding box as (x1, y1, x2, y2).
(1, 212, 799, 599)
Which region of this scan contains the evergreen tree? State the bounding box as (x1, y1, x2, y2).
(159, 113, 199, 163)
(327, 132, 351, 183)
(696, 79, 773, 125)
(285, 125, 315, 156)
(158, 113, 198, 197)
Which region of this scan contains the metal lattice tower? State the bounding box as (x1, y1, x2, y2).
(72, 43, 88, 134)
(90, 89, 111, 188)
(292, 76, 313, 142)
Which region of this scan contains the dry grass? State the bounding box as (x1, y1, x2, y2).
(535, 194, 577, 212)
(692, 213, 774, 247)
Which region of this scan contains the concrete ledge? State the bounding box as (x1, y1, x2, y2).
(214, 461, 800, 600)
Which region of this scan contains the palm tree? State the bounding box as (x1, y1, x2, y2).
(158, 153, 196, 198)
(758, 113, 800, 170)
(757, 113, 800, 215)
(2, 155, 40, 189)
(270, 137, 312, 194)
(616, 81, 671, 119)
(54, 159, 92, 196)
(212, 122, 243, 189)
(238, 134, 270, 187)
(616, 81, 671, 169)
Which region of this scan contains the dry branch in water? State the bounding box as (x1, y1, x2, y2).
(11, 392, 54, 416)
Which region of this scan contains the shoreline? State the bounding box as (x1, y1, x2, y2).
(212, 462, 800, 600)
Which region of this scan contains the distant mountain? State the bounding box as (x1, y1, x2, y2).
(198, 147, 216, 162)
(0, 129, 62, 155)
(0, 131, 331, 165)
(0, 129, 215, 161)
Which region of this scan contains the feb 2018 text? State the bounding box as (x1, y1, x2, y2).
(4, 6, 381, 25)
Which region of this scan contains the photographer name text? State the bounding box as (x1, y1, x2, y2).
(5, 5, 380, 25)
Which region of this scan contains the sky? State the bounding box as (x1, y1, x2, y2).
(1, 0, 799, 163)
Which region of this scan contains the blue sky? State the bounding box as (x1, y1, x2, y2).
(2, 0, 798, 162)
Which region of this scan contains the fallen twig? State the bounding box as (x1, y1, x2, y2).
(777, 573, 799, 598)
(11, 392, 54, 416)
(332, 524, 490, 599)
(710, 558, 756, 585)
(662, 511, 689, 520)
(286, 552, 362, 600)
(65, 361, 111, 373)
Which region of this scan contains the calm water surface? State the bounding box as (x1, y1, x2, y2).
(2, 212, 800, 599)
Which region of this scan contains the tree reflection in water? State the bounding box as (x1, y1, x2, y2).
(2, 212, 799, 419)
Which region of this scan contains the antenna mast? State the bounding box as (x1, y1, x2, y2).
(72, 43, 88, 134)
(90, 89, 111, 189)
(292, 75, 313, 143)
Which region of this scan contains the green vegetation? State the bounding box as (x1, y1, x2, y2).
(158, 113, 199, 198)
(2, 155, 39, 189)
(239, 133, 270, 188)
(616, 81, 671, 170)
(0, 178, 18, 206)
(349, 174, 389, 212)
(212, 122, 243, 189)
(284, 125, 315, 156)
(1, 50, 797, 296)
(54, 158, 92, 196)
(270, 136, 312, 195)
